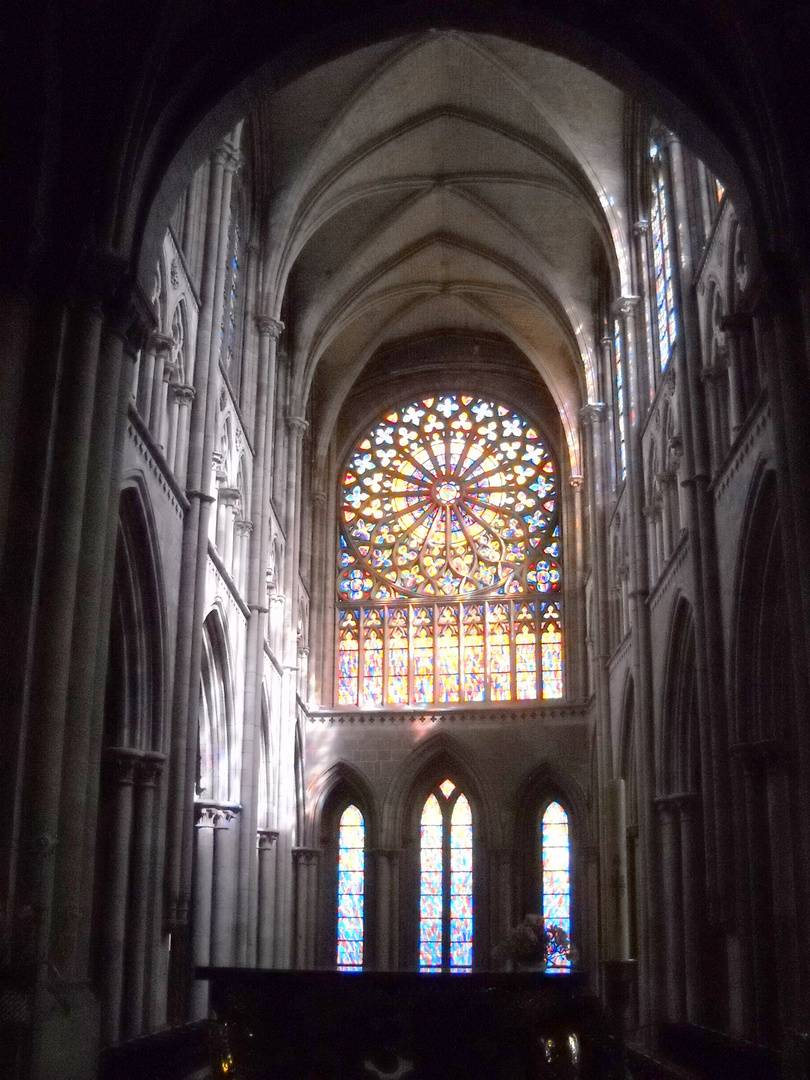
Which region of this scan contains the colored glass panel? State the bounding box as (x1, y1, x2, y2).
(437, 607, 460, 702)
(412, 607, 434, 704)
(515, 603, 537, 701)
(420, 794, 444, 970)
(338, 612, 359, 705)
(387, 609, 409, 704)
(450, 794, 474, 972)
(614, 319, 627, 482)
(542, 802, 571, 972)
(489, 604, 512, 701)
(461, 604, 485, 701)
(362, 610, 383, 706)
(337, 805, 365, 971)
(439, 779, 456, 799)
(650, 144, 677, 370)
(541, 605, 563, 700)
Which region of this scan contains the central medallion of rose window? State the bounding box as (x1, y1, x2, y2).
(435, 480, 461, 505)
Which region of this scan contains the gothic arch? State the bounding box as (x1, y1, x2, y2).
(198, 607, 237, 802)
(310, 761, 378, 849)
(660, 594, 699, 796)
(106, 479, 167, 753)
(381, 731, 501, 850)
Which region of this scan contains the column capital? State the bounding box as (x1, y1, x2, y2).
(137, 751, 167, 788)
(235, 518, 253, 536)
(310, 489, 327, 509)
(257, 829, 279, 850)
(292, 846, 320, 865)
(194, 799, 242, 828)
(223, 147, 243, 174)
(368, 848, 402, 862)
(285, 414, 309, 437)
(149, 332, 175, 358)
(104, 746, 143, 785)
(633, 218, 649, 236)
(730, 739, 787, 771)
(255, 314, 284, 340)
(170, 383, 196, 406)
(568, 474, 584, 490)
(580, 402, 607, 425)
(612, 295, 640, 317)
(218, 486, 241, 506)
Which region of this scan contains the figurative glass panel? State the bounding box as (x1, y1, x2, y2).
(420, 782, 473, 972)
(650, 144, 677, 369)
(541, 604, 563, 699)
(338, 611, 359, 705)
(337, 394, 563, 705)
(337, 805, 365, 970)
(542, 802, 571, 971)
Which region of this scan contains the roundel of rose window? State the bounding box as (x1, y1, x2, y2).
(338, 394, 560, 601)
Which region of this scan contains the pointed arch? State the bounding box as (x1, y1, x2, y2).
(199, 607, 236, 802)
(106, 479, 167, 753)
(661, 594, 699, 795)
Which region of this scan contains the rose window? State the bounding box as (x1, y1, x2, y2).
(337, 394, 563, 706)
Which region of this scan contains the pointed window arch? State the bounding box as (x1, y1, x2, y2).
(337, 393, 564, 707)
(541, 801, 572, 972)
(336, 804, 366, 971)
(649, 141, 678, 370)
(419, 780, 473, 972)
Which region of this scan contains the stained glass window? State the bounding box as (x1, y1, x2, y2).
(614, 319, 627, 482)
(542, 802, 571, 972)
(337, 804, 365, 971)
(649, 144, 677, 369)
(420, 782, 473, 972)
(337, 394, 563, 705)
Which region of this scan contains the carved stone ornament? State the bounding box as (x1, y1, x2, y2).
(170, 259, 180, 289)
(569, 474, 584, 490)
(257, 829, 279, 850)
(255, 314, 284, 340)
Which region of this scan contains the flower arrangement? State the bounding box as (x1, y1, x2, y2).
(494, 913, 573, 969)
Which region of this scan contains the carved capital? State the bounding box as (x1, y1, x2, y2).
(170, 383, 196, 406)
(580, 402, 607, 426)
(235, 519, 253, 537)
(612, 295, 640, 318)
(569, 474, 584, 490)
(292, 846, 320, 865)
(223, 148, 243, 174)
(218, 486, 241, 507)
(195, 799, 242, 828)
(285, 414, 309, 438)
(255, 314, 284, 340)
(369, 848, 402, 862)
(662, 366, 676, 396)
(257, 829, 279, 850)
(104, 746, 142, 785)
(633, 218, 649, 237)
(310, 490, 327, 509)
(149, 332, 175, 358)
(137, 752, 166, 788)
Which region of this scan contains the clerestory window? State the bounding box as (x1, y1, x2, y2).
(336, 393, 563, 707)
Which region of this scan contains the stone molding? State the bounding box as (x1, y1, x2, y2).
(292, 847, 320, 865)
(257, 829, 279, 850)
(580, 402, 607, 426)
(309, 702, 587, 725)
(255, 314, 284, 339)
(194, 799, 242, 828)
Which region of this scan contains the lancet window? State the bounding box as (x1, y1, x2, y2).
(419, 780, 473, 973)
(541, 801, 572, 972)
(336, 394, 563, 707)
(649, 142, 678, 370)
(336, 804, 366, 971)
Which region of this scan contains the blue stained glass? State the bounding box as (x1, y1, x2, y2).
(421, 847, 442, 872)
(543, 870, 570, 893)
(542, 801, 571, 971)
(451, 871, 472, 894)
(420, 939, 442, 968)
(543, 894, 570, 921)
(450, 918, 473, 942)
(339, 893, 363, 918)
(421, 825, 443, 847)
(337, 805, 365, 971)
(421, 871, 442, 894)
(451, 942, 473, 968)
(542, 846, 569, 871)
(450, 847, 473, 871)
(338, 917, 364, 941)
(450, 893, 473, 919)
(451, 824, 472, 848)
(421, 919, 442, 942)
(421, 895, 442, 920)
(338, 940, 363, 967)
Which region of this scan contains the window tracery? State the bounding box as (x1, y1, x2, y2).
(419, 780, 473, 972)
(337, 394, 563, 706)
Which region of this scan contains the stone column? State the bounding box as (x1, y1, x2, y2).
(148, 336, 173, 448)
(136, 332, 158, 423)
(292, 847, 319, 968)
(605, 778, 630, 963)
(190, 804, 217, 1019)
(171, 384, 195, 488)
(124, 752, 166, 1040)
(656, 799, 684, 1021)
(234, 519, 252, 596)
(238, 314, 283, 968)
(257, 830, 279, 967)
(211, 805, 242, 967)
(218, 487, 240, 572)
(720, 312, 747, 434)
(675, 793, 703, 1024)
(100, 748, 139, 1045)
(569, 473, 587, 700)
(165, 379, 181, 474)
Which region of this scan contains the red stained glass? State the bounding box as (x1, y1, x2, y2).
(337, 805, 365, 971)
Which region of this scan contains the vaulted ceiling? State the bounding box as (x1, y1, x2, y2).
(245, 31, 631, 474)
